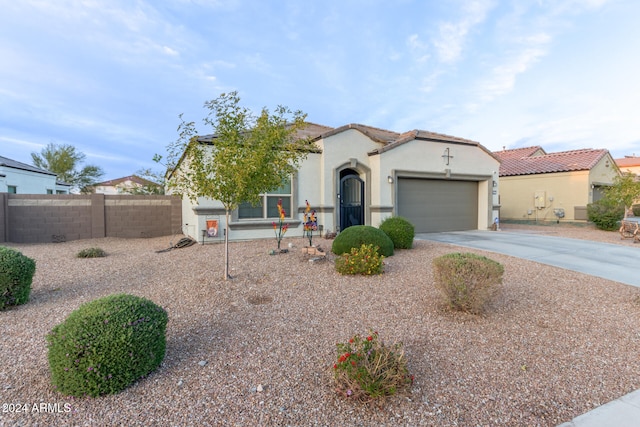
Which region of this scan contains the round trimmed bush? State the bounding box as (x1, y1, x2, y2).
(379, 216, 415, 249)
(587, 199, 624, 231)
(47, 293, 168, 397)
(332, 225, 394, 257)
(0, 246, 36, 310)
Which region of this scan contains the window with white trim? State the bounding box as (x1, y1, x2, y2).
(238, 178, 292, 219)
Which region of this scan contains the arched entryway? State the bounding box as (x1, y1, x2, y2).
(339, 168, 364, 231)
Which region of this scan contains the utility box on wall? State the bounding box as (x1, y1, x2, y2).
(534, 191, 546, 209)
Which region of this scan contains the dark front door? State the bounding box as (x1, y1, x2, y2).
(340, 174, 364, 231)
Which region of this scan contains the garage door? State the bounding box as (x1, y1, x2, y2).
(397, 178, 478, 233)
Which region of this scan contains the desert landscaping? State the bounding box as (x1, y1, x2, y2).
(1, 222, 639, 426)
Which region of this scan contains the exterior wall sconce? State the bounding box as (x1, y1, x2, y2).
(387, 176, 394, 184)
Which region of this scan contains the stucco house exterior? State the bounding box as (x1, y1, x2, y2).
(615, 155, 640, 176)
(494, 147, 620, 222)
(0, 155, 71, 194)
(93, 175, 162, 195)
(175, 123, 501, 242)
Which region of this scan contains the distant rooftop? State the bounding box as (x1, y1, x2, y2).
(0, 155, 56, 176)
(494, 147, 610, 177)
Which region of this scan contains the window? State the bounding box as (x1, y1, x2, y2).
(238, 179, 292, 220)
(46, 189, 53, 194)
(7, 185, 16, 194)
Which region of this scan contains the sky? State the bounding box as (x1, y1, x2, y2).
(1, 0, 639, 182)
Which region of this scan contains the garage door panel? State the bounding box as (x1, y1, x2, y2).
(398, 178, 478, 233)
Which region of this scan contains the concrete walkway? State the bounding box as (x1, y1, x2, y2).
(416, 230, 639, 288)
(417, 230, 640, 426)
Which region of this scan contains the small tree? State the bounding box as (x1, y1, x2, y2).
(31, 143, 104, 193)
(604, 172, 640, 218)
(160, 92, 313, 279)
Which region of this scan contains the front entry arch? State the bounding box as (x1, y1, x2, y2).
(339, 171, 364, 231)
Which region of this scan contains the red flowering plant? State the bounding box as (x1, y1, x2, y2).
(302, 200, 318, 247)
(332, 331, 413, 401)
(272, 198, 289, 250)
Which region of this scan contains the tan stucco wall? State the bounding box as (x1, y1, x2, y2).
(499, 156, 619, 222)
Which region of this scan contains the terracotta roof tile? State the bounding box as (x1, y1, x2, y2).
(493, 146, 546, 161)
(498, 148, 609, 177)
(615, 156, 640, 168)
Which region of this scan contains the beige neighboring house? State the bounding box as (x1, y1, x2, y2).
(93, 175, 161, 195)
(495, 146, 620, 222)
(615, 155, 640, 176)
(174, 122, 501, 242)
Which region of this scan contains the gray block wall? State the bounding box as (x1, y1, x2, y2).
(0, 193, 182, 243)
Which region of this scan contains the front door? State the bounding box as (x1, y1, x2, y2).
(339, 173, 364, 231)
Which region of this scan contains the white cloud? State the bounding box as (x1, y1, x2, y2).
(0, 136, 44, 150)
(475, 45, 548, 102)
(432, 0, 496, 63)
(162, 46, 179, 56)
(406, 34, 430, 63)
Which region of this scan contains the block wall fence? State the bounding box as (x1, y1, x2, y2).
(0, 193, 182, 243)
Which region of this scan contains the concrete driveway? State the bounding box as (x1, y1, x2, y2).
(417, 230, 640, 288)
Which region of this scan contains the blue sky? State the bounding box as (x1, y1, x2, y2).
(1, 0, 639, 181)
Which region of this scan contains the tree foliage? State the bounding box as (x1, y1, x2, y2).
(31, 143, 104, 193)
(159, 92, 314, 279)
(604, 172, 640, 218)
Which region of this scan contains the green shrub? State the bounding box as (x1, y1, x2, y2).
(587, 199, 624, 230)
(76, 248, 107, 258)
(47, 294, 168, 397)
(333, 331, 412, 401)
(633, 204, 640, 217)
(0, 247, 36, 310)
(335, 244, 384, 275)
(332, 225, 394, 257)
(433, 252, 504, 314)
(379, 216, 415, 249)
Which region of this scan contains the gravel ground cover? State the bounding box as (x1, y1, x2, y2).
(1, 223, 639, 426)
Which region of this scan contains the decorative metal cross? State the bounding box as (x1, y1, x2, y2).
(442, 147, 454, 165)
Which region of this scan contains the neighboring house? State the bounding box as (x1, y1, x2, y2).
(174, 122, 501, 241)
(614, 155, 640, 176)
(0, 155, 71, 194)
(93, 175, 162, 195)
(494, 147, 620, 222)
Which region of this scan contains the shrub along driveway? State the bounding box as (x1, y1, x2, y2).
(416, 229, 640, 288)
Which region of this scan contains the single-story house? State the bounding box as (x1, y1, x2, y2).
(494, 146, 620, 222)
(175, 122, 501, 242)
(0, 155, 71, 194)
(615, 155, 640, 176)
(93, 175, 162, 195)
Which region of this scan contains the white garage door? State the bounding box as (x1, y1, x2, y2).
(397, 178, 478, 233)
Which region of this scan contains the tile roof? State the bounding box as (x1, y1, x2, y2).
(313, 123, 400, 144)
(497, 148, 610, 177)
(177, 121, 498, 175)
(368, 129, 491, 156)
(493, 146, 546, 161)
(95, 175, 159, 187)
(615, 156, 640, 168)
(0, 155, 56, 176)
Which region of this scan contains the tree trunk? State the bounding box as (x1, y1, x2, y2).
(224, 209, 230, 280)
